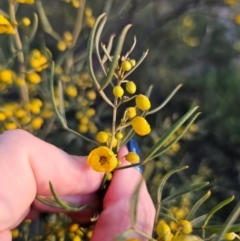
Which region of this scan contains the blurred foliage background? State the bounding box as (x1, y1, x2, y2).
(1, 0, 240, 239)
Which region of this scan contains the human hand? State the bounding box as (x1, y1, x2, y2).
(0, 129, 155, 241)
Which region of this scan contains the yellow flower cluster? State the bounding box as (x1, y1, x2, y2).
(29, 49, 48, 72)
(0, 15, 14, 34)
(57, 31, 73, 51)
(85, 7, 95, 28)
(155, 219, 196, 241)
(225, 0, 238, 6)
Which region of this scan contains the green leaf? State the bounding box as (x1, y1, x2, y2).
(162, 182, 209, 204)
(147, 84, 183, 116)
(100, 24, 132, 90)
(130, 179, 144, 227)
(191, 214, 208, 227)
(187, 191, 211, 221)
(216, 201, 240, 241)
(143, 106, 199, 162)
(95, 15, 107, 68)
(102, 34, 115, 64)
(204, 223, 240, 234)
(48, 182, 92, 211)
(87, 13, 114, 107)
(58, 80, 66, 122)
(202, 196, 235, 228)
(154, 166, 188, 224)
(123, 49, 149, 79)
(150, 112, 201, 160)
(49, 62, 67, 128)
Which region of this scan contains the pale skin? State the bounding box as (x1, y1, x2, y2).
(0, 129, 155, 241)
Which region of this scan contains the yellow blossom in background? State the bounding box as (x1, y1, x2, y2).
(22, 17, 31, 26)
(85, 7, 92, 17)
(27, 72, 41, 84)
(87, 146, 118, 172)
(135, 94, 151, 110)
(17, 0, 34, 4)
(131, 116, 151, 136)
(223, 232, 237, 241)
(29, 49, 48, 71)
(86, 16, 95, 28)
(0, 15, 14, 34)
(31, 117, 44, 130)
(0, 112, 6, 121)
(235, 14, 240, 25)
(78, 124, 88, 133)
(126, 81, 137, 94)
(57, 41, 67, 51)
(87, 90, 96, 100)
(0, 69, 14, 84)
(183, 16, 193, 27)
(5, 122, 17, 130)
(225, 0, 237, 6)
(66, 85, 78, 97)
(11, 229, 20, 238)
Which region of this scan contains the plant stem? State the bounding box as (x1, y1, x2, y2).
(9, 1, 29, 103)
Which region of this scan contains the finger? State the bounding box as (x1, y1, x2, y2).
(0, 230, 11, 241)
(0, 129, 103, 230)
(91, 146, 155, 241)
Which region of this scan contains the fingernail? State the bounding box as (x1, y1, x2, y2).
(127, 138, 143, 173)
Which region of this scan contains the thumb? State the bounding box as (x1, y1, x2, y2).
(91, 145, 155, 241)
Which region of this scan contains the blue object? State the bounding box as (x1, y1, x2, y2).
(127, 138, 143, 173)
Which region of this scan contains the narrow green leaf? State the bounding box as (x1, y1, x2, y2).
(87, 13, 114, 107)
(202, 196, 235, 228)
(130, 179, 144, 227)
(49, 62, 67, 128)
(157, 166, 189, 203)
(144, 106, 199, 162)
(147, 84, 183, 116)
(102, 34, 115, 64)
(154, 166, 188, 224)
(162, 182, 209, 204)
(216, 201, 240, 241)
(123, 49, 149, 79)
(150, 112, 201, 160)
(187, 191, 211, 221)
(49, 182, 91, 211)
(101, 24, 132, 90)
(204, 223, 240, 234)
(58, 80, 66, 122)
(95, 15, 107, 67)
(36, 0, 61, 40)
(191, 214, 208, 227)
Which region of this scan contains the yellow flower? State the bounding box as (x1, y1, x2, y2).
(224, 232, 236, 241)
(68, 223, 79, 232)
(121, 61, 132, 71)
(22, 17, 31, 26)
(0, 69, 13, 84)
(96, 131, 108, 143)
(5, 122, 17, 130)
(78, 124, 88, 133)
(86, 16, 95, 28)
(125, 152, 140, 163)
(27, 72, 41, 84)
(129, 59, 136, 67)
(0, 15, 14, 34)
(113, 85, 124, 98)
(87, 146, 118, 172)
(0, 112, 6, 121)
(156, 220, 171, 238)
(11, 229, 20, 238)
(135, 94, 151, 110)
(178, 220, 192, 234)
(87, 90, 96, 100)
(57, 41, 67, 51)
(126, 107, 137, 119)
(126, 81, 136, 94)
(131, 116, 151, 136)
(17, 0, 34, 4)
(66, 85, 78, 97)
(31, 117, 44, 130)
